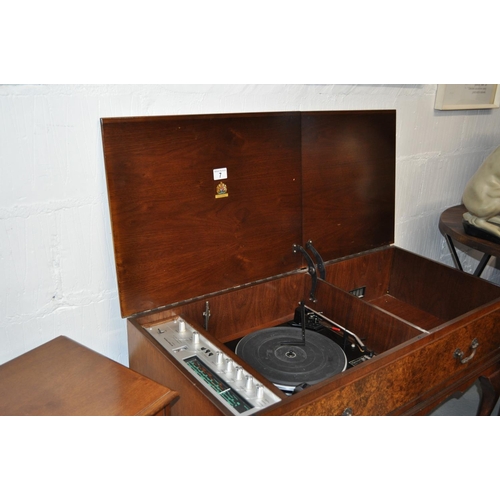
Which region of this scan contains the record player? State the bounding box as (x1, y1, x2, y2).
(101, 110, 500, 415)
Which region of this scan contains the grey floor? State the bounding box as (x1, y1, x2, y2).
(429, 380, 500, 416)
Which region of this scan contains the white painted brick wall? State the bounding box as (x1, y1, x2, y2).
(1, 84, 499, 365)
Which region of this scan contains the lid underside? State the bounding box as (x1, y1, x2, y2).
(101, 111, 395, 318)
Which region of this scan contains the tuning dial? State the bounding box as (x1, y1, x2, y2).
(177, 319, 186, 333)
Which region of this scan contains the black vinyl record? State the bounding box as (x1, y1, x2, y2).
(236, 327, 347, 388)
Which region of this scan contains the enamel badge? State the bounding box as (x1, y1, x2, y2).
(215, 181, 228, 199)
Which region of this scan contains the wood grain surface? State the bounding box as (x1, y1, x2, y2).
(0, 336, 178, 416)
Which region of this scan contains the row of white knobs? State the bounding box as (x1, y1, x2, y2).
(178, 319, 264, 398)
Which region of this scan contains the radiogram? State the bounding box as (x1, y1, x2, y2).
(101, 110, 500, 416)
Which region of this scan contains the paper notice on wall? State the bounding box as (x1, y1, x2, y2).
(435, 84, 499, 110)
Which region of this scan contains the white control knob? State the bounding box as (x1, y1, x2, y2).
(235, 366, 244, 380)
(177, 319, 186, 333)
(245, 375, 254, 393)
(226, 359, 234, 373)
(192, 331, 200, 344)
(256, 384, 264, 399)
(216, 351, 224, 364)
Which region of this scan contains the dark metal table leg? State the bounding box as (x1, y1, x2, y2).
(445, 234, 491, 277)
(445, 234, 463, 272)
(473, 253, 492, 277)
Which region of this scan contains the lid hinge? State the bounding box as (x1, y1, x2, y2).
(306, 240, 326, 279)
(293, 241, 327, 302)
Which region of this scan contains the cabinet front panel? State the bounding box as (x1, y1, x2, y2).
(264, 309, 500, 416)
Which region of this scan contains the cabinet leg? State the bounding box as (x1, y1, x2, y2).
(477, 370, 500, 416)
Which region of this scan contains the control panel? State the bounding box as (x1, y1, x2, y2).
(144, 317, 282, 416)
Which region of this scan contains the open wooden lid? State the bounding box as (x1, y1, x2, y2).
(101, 111, 395, 318)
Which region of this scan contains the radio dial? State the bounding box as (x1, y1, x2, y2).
(143, 317, 282, 415)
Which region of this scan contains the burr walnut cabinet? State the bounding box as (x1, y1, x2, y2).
(100, 110, 500, 416)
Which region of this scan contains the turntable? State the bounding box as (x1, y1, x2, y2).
(231, 302, 375, 394)
(236, 325, 348, 393)
(101, 110, 500, 415)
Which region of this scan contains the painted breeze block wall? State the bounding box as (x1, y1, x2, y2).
(1, 84, 499, 365)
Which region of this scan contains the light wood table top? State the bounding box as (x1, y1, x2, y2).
(0, 336, 178, 416)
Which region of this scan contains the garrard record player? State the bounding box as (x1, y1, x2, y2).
(101, 110, 500, 416)
(236, 325, 348, 393)
(232, 302, 374, 394)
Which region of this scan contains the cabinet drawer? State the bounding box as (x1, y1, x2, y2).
(276, 310, 500, 416)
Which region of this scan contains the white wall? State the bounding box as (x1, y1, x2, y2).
(1, 84, 500, 366)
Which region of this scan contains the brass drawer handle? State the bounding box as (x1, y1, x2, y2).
(454, 338, 479, 364)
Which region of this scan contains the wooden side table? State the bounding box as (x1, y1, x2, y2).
(440, 205, 500, 415)
(439, 204, 500, 277)
(0, 336, 178, 416)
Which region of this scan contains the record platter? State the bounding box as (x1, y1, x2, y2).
(231, 303, 374, 394)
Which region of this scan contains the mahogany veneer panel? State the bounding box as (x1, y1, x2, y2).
(302, 111, 396, 261)
(102, 111, 398, 318)
(324, 246, 500, 330)
(389, 247, 500, 323)
(313, 279, 423, 354)
(368, 295, 442, 331)
(101, 113, 302, 317)
(136, 272, 310, 344)
(323, 246, 394, 301)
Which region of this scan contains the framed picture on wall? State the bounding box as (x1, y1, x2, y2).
(434, 84, 499, 110)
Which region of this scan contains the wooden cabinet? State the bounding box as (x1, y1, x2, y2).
(0, 336, 178, 416)
(101, 111, 500, 416)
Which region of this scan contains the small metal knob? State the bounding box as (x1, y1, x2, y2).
(245, 375, 254, 393)
(256, 384, 264, 399)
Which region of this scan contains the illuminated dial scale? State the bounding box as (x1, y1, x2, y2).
(145, 317, 282, 415)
